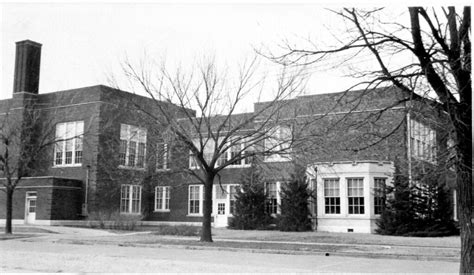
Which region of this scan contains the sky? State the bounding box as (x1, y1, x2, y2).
(0, 2, 467, 106)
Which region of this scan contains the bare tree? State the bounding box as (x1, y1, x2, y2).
(0, 104, 56, 234)
(268, 7, 471, 273)
(115, 57, 306, 242)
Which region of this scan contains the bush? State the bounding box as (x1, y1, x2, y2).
(228, 164, 273, 230)
(278, 169, 312, 232)
(377, 161, 458, 237)
(152, 225, 201, 236)
(87, 210, 142, 231)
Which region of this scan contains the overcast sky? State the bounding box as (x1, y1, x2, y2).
(0, 2, 465, 103)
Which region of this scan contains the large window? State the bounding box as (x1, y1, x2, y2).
(155, 186, 170, 211)
(264, 126, 292, 162)
(266, 182, 279, 215)
(324, 178, 340, 214)
(374, 178, 386, 215)
(156, 143, 170, 171)
(410, 119, 437, 163)
(188, 185, 203, 215)
(189, 138, 253, 169)
(119, 124, 147, 168)
(347, 178, 365, 214)
(120, 185, 142, 214)
(54, 121, 84, 166)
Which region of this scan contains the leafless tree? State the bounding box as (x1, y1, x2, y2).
(267, 7, 471, 273)
(114, 56, 306, 242)
(0, 104, 56, 234)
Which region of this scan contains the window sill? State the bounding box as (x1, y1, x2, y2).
(156, 169, 171, 172)
(186, 214, 203, 217)
(52, 164, 82, 168)
(225, 164, 252, 169)
(154, 210, 170, 213)
(119, 212, 142, 215)
(118, 165, 146, 171)
(411, 155, 437, 165)
(263, 158, 292, 163)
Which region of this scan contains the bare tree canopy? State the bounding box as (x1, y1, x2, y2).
(115, 56, 306, 241)
(266, 7, 471, 273)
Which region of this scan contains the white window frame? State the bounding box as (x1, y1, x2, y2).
(120, 184, 142, 214)
(409, 119, 437, 164)
(453, 190, 458, 221)
(189, 137, 253, 169)
(154, 186, 170, 212)
(265, 182, 281, 215)
(188, 185, 203, 216)
(53, 121, 84, 167)
(324, 178, 341, 215)
(264, 125, 292, 162)
(119, 124, 147, 169)
(156, 143, 170, 171)
(347, 178, 365, 215)
(373, 178, 386, 215)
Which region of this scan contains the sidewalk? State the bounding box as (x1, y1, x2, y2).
(3, 225, 460, 262)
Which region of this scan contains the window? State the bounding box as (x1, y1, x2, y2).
(54, 121, 84, 166)
(324, 178, 340, 214)
(119, 124, 147, 168)
(156, 143, 170, 171)
(189, 138, 253, 169)
(155, 186, 170, 211)
(453, 190, 458, 221)
(120, 185, 142, 214)
(229, 185, 239, 215)
(188, 185, 203, 215)
(266, 182, 279, 214)
(374, 178, 386, 215)
(410, 119, 437, 163)
(348, 178, 364, 214)
(228, 138, 253, 167)
(264, 126, 292, 162)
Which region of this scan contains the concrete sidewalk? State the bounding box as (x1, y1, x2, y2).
(3, 225, 460, 262)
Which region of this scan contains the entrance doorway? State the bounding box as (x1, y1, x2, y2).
(25, 192, 37, 224)
(213, 184, 238, 227)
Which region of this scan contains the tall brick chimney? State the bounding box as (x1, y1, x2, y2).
(13, 40, 42, 94)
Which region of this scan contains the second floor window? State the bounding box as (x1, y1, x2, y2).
(264, 125, 292, 162)
(119, 124, 147, 168)
(156, 143, 170, 171)
(54, 121, 84, 166)
(189, 137, 253, 169)
(410, 119, 437, 163)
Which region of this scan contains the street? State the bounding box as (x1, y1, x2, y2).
(0, 237, 459, 273)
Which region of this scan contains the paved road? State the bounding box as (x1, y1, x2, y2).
(0, 237, 459, 273)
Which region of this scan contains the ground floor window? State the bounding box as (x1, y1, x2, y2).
(229, 185, 239, 215)
(324, 178, 340, 214)
(155, 186, 170, 211)
(347, 178, 364, 214)
(189, 185, 203, 215)
(120, 185, 142, 214)
(265, 182, 279, 215)
(374, 178, 386, 215)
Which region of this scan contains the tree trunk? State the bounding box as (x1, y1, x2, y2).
(5, 186, 14, 234)
(200, 173, 214, 242)
(455, 117, 472, 273)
